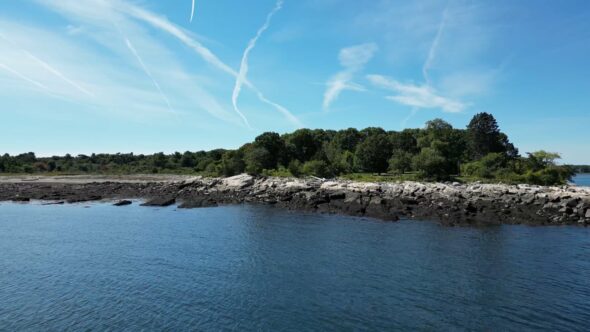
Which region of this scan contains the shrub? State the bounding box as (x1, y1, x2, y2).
(302, 160, 332, 178)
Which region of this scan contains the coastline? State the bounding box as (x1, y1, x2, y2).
(1, 174, 589, 226)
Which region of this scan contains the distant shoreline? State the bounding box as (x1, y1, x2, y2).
(1, 174, 589, 226)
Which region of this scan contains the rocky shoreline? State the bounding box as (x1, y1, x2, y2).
(1, 174, 590, 226)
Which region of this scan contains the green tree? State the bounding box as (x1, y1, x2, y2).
(253, 132, 285, 168)
(221, 150, 245, 176)
(413, 148, 449, 180)
(467, 112, 517, 159)
(354, 134, 392, 173)
(243, 146, 271, 175)
(388, 150, 413, 174)
(302, 160, 332, 178)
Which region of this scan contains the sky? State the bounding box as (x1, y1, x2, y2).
(0, 0, 589, 163)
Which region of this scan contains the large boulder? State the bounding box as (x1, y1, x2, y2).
(222, 174, 254, 189)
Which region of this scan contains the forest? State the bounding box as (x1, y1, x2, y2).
(0, 113, 577, 185)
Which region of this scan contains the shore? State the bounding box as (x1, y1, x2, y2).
(1, 174, 589, 226)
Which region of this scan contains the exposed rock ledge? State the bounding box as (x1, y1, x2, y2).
(1, 174, 589, 226)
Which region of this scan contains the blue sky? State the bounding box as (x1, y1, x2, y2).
(0, 0, 589, 163)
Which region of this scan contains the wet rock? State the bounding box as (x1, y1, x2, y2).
(141, 197, 176, 207)
(178, 198, 218, 209)
(113, 200, 133, 206)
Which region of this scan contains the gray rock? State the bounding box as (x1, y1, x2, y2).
(141, 197, 175, 207)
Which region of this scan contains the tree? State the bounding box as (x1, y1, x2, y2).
(388, 150, 412, 174)
(284, 129, 320, 162)
(466, 112, 515, 159)
(354, 134, 392, 173)
(526, 151, 561, 171)
(302, 160, 332, 178)
(221, 151, 245, 176)
(413, 148, 449, 180)
(243, 146, 271, 175)
(253, 132, 285, 168)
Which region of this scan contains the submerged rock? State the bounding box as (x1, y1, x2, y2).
(113, 200, 133, 206)
(141, 197, 176, 207)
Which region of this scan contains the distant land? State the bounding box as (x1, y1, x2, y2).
(0, 113, 576, 186)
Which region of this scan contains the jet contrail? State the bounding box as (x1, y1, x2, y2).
(231, 0, 283, 128)
(125, 3, 302, 127)
(422, 7, 449, 84)
(0, 33, 94, 97)
(190, 0, 195, 22)
(0, 63, 74, 103)
(124, 38, 173, 112)
(0, 63, 53, 92)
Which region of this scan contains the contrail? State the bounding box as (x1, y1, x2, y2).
(124, 38, 173, 112)
(0, 63, 74, 103)
(231, 0, 283, 128)
(0, 33, 94, 97)
(422, 7, 449, 85)
(125, 3, 302, 127)
(0, 63, 53, 92)
(190, 0, 195, 22)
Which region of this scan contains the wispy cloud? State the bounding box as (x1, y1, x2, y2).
(422, 7, 449, 84)
(124, 38, 173, 112)
(323, 43, 377, 110)
(232, 0, 284, 128)
(367, 74, 466, 113)
(190, 0, 196, 22)
(0, 33, 94, 97)
(0, 63, 55, 96)
(125, 1, 301, 127)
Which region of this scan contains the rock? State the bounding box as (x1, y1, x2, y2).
(178, 198, 218, 209)
(141, 197, 176, 207)
(566, 198, 580, 208)
(42, 201, 65, 205)
(113, 200, 133, 206)
(586, 209, 590, 219)
(12, 196, 30, 202)
(222, 174, 254, 189)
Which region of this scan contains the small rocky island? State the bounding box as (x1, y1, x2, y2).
(1, 174, 589, 226)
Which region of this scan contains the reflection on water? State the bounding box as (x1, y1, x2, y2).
(1, 203, 590, 331)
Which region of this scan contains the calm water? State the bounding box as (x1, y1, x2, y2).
(573, 173, 590, 187)
(1, 203, 590, 331)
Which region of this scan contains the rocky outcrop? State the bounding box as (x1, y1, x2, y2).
(1, 174, 589, 226)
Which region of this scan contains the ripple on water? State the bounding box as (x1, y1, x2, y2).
(1, 203, 590, 331)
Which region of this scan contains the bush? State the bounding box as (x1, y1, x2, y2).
(302, 160, 332, 178)
(412, 148, 449, 181)
(388, 150, 412, 174)
(288, 160, 303, 177)
(461, 153, 508, 179)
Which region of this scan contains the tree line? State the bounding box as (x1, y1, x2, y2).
(0, 113, 576, 185)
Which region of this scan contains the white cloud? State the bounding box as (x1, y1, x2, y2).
(367, 74, 466, 113)
(2, 0, 301, 128)
(323, 43, 377, 110)
(190, 0, 196, 22)
(124, 0, 301, 127)
(232, 0, 284, 128)
(422, 7, 449, 84)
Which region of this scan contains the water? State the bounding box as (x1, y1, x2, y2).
(1, 203, 590, 331)
(573, 173, 590, 187)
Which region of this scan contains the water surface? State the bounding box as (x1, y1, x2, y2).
(1, 203, 590, 331)
(573, 173, 590, 187)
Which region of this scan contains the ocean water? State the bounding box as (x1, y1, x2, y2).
(1, 203, 590, 331)
(573, 173, 590, 187)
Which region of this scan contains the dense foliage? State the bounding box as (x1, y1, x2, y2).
(0, 113, 576, 185)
